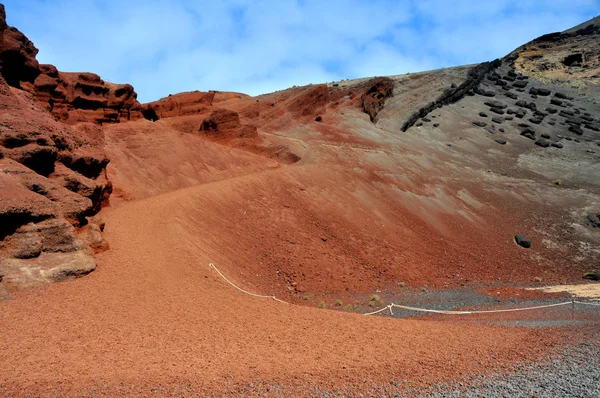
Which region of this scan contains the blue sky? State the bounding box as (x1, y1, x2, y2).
(5, 0, 599, 103)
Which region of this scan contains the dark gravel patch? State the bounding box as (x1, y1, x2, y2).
(418, 332, 600, 397)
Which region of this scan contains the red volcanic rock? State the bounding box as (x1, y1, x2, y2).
(0, 8, 143, 125)
(37, 71, 143, 125)
(144, 90, 216, 119)
(198, 108, 258, 140)
(288, 84, 330, 117)
(361, 77, 394, 122)
(0, 5, 40, 87)
(240, 124, 258, 138)
(0, 70, 112, 292)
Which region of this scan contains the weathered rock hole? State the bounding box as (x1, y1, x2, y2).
(23, 148, 57, 177)
(1, 134, 30, 149)
(0, 212, 51, 241)
(142, 107, 159, 122)
(563, 53, 583, 66)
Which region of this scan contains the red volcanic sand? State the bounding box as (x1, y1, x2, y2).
(0, 182, 569, 396)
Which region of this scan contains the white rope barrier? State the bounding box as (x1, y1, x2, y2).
(209, 263, 289, 304)
(574, 300, 600, 307)
(208, 262, 600, 316)
(363, 300, 600, 316)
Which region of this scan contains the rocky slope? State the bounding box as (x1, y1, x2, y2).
(0, 4, 599, 302)
(1, 5, 600, 396)
(0, 4, 132, 295)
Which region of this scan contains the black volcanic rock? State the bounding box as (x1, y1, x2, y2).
(515, 234, 532, 248)
(569, 125, 583, 135)
(521, 129, 536, 140)
(585, 124, 599, 132)
(587, 214, 600, 229)
(485, 101, 507, 109)
(535, 139, 551, 147)
(400, 60, 501, 131)
(513, 80, 528, 88)
(537, 88, 551, 96)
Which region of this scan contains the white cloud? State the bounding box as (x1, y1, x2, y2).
(3, 0, 599, 102)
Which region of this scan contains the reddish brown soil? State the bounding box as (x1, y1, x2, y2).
(0, 191, 572, 396)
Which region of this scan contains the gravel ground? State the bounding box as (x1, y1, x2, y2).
(225, 331, 600, 397)
(416, 331, 600, 398)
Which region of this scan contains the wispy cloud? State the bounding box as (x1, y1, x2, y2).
(4, 0, 599, 102)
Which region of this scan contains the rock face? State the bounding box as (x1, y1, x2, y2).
(0, 5, 40, 88)
(0, 83, 111, 294)
(0, 5, 142, 125)
(361, 77, 394, 122)
(31, 70, 143, 125)
(288, 84, 330, 117)
(508, 16, 600, 87)
(401, 59, 501, 131)
(198, 109, 258, 140)
(0, 6, 112, 297)
(143, 90, 219, 119)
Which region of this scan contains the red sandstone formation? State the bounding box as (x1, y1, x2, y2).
(361, 77, 395, 122)
(0, 5, 39, 87)
(198, 108, 258, 140)
(0, 5, 142, 125)
(30, 69, 143, 124)
(0, 5, 111, 290)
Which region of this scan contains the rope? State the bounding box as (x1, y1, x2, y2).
(208, 261, 600, 314)
(209, 263, 289, 304)
(574, 300, 600, 307)
(365, 301, 575, 316)
(363, 305, 394, 316)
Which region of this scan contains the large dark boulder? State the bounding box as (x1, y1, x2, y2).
(537, 88, 551, 96)
(515, 234, 532, 248)
(535, 139, 551, 148)
(521, 128, 536, 140)
(569, 125, 583, 135)
(513, 80, 528, 88)
(485, 101, 506, 109)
